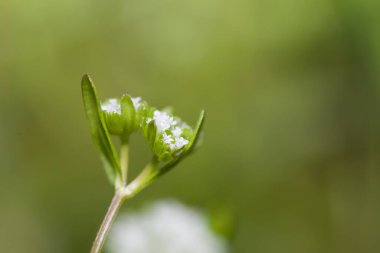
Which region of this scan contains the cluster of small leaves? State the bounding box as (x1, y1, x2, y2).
(101, 96, 147, 141)
(141, 106, 204, 166)
(81, 75, 205, 190)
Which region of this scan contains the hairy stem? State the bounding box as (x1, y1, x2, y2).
(90, 191, 126, 253)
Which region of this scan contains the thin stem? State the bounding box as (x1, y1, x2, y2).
(120, 142, 129, 185)
(90, 158, 157, 253)
(90, 191, 126, 253)
(124, 158, 158, 198)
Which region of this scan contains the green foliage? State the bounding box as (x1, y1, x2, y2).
(157, 110, 205, 175)
(81, 74, 205, 194)
(102, 98, 124, 136)
(81, 75, 121, 184)
(101, 95, 147, 141)
(120, 95, 147, 139)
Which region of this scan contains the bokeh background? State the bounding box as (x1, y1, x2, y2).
(1, 0, 380, 252)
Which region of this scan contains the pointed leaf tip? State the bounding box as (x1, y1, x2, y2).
(81, 74, 92, 86)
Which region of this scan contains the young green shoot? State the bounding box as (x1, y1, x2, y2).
(81, 74, 205, 253)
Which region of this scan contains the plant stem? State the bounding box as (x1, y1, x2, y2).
(90, 158, 157, 253)
(90, 191, 126, 253)
(124, 158, 158, 198)
(120, 142, 129, 185)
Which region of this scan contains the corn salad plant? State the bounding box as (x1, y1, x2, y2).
(81, 74, 205, 253)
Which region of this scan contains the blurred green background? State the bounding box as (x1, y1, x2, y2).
(1, 0, 380, 252)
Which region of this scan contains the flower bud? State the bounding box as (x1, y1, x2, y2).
(101, 95, 146, 140)
(141, 107, 204, 167)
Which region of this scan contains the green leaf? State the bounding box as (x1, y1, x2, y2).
(103, 108, 124, 135)
(140, 106, 157, 147)
(146, 121, 157, 147)
(187, 110, 205, 153)
(158, 110, 206, 175)
(81, 74, 121, 184)
(120, 95, 136, 136)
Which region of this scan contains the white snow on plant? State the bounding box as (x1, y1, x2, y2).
(107, 200, 228, 253)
